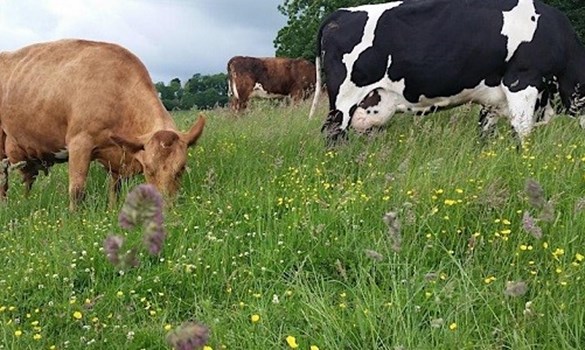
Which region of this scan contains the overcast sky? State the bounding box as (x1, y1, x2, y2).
(0, 0, 286, 83)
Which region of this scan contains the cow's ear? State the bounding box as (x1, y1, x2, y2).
(182, 114, 206, 147)
(110, 135, 145, 154)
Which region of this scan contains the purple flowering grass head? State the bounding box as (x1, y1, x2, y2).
(364, 249, 384, 262)
(143, 222, 167, 255)
(119, 184, 164, 230)
(383, 211, 402, 252)
(522, 211, 543, 239)
(504, 280, 528, 297)
(103, 235, 124, 265)
(166, 322, 210, 350)
(524, 178, 545, 209)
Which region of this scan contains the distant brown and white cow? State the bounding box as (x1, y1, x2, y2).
(227, 56, 316, 111)
(0, 39, 206, 210)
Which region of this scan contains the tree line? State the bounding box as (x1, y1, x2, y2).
(157, 0, 585, 111)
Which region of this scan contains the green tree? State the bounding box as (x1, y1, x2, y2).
(274, 0, 585, 62)
(274, 0, 385, 60)
(185, 73, 229, 109)
(155, 74, 229, 111)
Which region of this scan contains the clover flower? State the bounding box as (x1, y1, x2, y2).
(166, 322, 210, 350)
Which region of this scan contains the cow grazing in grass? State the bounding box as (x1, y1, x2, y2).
(0, 39, 206, 210)
(309, 0, 585, 144)
(227, 56, 316, 111)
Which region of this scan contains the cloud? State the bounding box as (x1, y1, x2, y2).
(0, 0, 286, 83)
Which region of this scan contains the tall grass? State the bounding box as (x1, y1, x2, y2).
(1, 99, 584, 349)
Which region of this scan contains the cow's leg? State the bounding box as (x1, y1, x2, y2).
(478, 106, 499, 139)
(0, 131, 7, 201)
(503, 85, 539, 144)
(20, 163, 39, 196)
(290, 87, 304, 104)
(67, 135, 93, 211)
(108, 173, 122, 209)
(321, 110, 347, 147)
(350, 89, 398, 133)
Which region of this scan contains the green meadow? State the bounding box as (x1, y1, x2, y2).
(1, 99, 584, 349)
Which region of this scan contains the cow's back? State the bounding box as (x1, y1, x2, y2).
(0, 40, 168, 146)
(0, 39, 169, 158)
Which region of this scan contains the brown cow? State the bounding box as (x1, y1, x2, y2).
(227, 56, 316, 111)
(0, 39, 205, 210)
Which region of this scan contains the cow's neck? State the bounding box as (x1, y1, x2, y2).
(560, 38, 585, 114)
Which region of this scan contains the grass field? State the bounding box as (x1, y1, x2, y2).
(1, 99, 584, 349)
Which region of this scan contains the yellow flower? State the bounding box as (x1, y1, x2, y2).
(203, 346, 213, 350)
(14, 330, 22, 337)
(553, 248, 565, 259)
(116, 291, 124, 297)
(286, 335, 299, 348)
(444, 199, 456, 206)
(251, 314, 260, 323)
(164, 324, 172, 331)
(73, 311, 82, 320)
(311, 346, 320, 350)
(484, 276, 496, 284)
(33, 333, 42, 340)
(576, 253, 585, 262)
(449, 322, 457, 331)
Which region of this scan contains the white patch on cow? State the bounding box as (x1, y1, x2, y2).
(250, 82, 286, 99)
(53, 148, 69, 160)
(410, 81, 507, 113)
(336, 2, 404, 130)
(501, 0, 540, 61)
(504, 85, 539, 139)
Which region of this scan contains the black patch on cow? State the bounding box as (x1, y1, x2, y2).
(358, 90, 381, 109)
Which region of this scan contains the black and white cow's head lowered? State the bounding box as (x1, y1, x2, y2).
(308, 0, 585, 144)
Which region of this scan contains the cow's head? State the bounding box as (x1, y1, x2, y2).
(111, 115, 206, 198)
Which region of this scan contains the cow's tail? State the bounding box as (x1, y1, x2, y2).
(308, 55, 322, 119)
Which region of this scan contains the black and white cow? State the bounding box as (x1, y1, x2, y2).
(308, 0, 585, 143)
